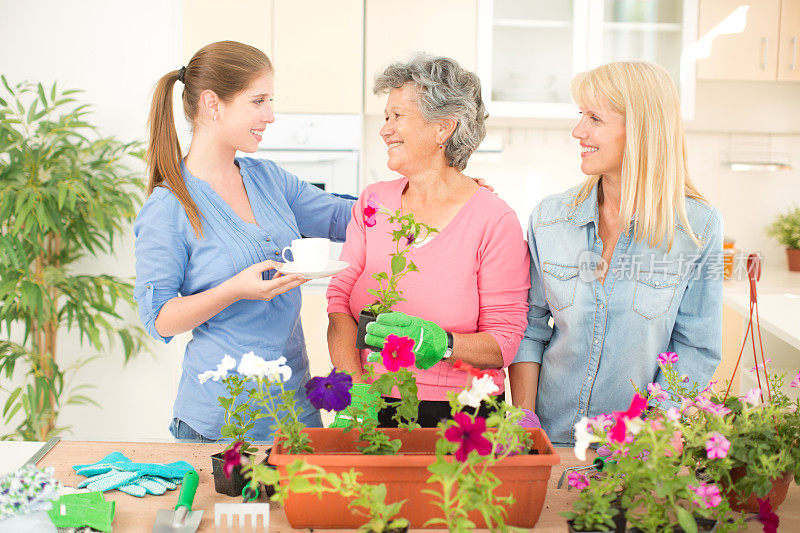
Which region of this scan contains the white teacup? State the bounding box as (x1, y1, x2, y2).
(281, 238, 331, 271)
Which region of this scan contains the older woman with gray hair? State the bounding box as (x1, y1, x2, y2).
(326, 54, 531, 428)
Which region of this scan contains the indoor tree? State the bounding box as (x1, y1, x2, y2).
(0, 75, 148, 440)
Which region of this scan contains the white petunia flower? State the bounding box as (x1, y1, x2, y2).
(237, 352, 292, 382)
(198, 354, 237, 384)
(573, 417, 599, 462)
(457, 374, 500, 408)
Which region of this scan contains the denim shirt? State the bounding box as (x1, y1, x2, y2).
(513, 182, 723, 444)
(133, 157, 353, 440)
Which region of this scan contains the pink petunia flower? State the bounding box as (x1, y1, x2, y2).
(380, 334, 415, 372)
(666, 407, 682, 422)
(567, 471, 590, 490)
(741, 388, 762, 406)
(694, 395, 731, 416)
(665, 430, 684, 457)
(223, 441, 245, 479)
(702, 380, 719, 394)
(749, 358, 773, 373)
(705, 432, 730, 459)
(657, 352, 679, 366)
(589, 413, 614, 432)
(790, 370, 800, 389)
(609, 394, 647, 443)
(445, 413, 492, 462)
(363, 193, 380, 227)
(646, 382, 669, 402)
(689, 482, 722, 509)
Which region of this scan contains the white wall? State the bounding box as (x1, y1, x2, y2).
(0, 0, 185, 440)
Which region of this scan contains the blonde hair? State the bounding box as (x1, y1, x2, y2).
(570, 61, 704, 250)
(146, 41, 273, 237)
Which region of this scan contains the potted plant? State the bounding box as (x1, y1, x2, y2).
(355, 193, 437, 349)
(198, 352, 301, 496)
(766, 206, 800, 271)
(0, 76, 148, 441)
(199, 346, 561, 530)
(572, 395, 737, 533)
(681, 372, 800, 513)
(559, 473, 624, 533)
(643, 353, 800, 514)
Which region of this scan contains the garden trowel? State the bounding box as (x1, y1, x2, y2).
(152, 470, 203, 533)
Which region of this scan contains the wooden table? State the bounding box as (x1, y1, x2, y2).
(37, 441, 798, 532)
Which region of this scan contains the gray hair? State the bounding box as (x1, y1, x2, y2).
(373, 53, 488, 171)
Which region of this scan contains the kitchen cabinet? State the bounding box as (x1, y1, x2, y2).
(182, 0, 363, 114)
(778, 0, 800, 81)
(272, 0, 364, 113)
(697, 0, 800, 81)
(182, 0, 273, 62)
(363, 0, 478, 115)
(477, 0, 699, 118)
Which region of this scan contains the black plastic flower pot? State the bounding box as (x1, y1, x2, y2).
(211, 451, 252, 497)
(369, 525, 409, 533)
(627, 517, 717, 533)
(567, 519, 618, 533)
(355, 309, 378, 350)
(211, 449, 277, 498)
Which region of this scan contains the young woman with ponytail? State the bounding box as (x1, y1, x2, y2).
(134, 41, 353, 441)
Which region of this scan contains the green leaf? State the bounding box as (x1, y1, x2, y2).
(676, 507, 697, 533)
(37, 83, 47, 107)
(1, 75, 13, 95)
(3, 388, 21, 416)
(391, 255, 406, 275)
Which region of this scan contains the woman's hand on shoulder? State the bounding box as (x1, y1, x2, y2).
(224, 260, 307, 302)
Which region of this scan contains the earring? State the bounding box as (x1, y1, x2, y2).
(212, 115, 217, 122)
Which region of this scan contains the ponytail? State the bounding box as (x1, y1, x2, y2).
(146, 41, 273, 239)
(146, 70, 205, 237)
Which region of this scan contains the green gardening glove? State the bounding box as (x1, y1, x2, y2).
(365, 312, 448, 370)
(330, 383, 380, 428)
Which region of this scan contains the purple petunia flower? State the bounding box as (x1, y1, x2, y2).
(756, 497, 780, 533)
(445, 413, 492, 462)
(305, 368, 353, 412)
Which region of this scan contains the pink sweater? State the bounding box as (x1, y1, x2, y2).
(327, 178, 530, 401)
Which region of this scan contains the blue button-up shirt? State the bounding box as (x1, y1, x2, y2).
(133, 157, 352, 440)
(513, 182, 723, 444)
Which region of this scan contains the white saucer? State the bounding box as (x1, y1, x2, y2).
(276, 260, 350, 279)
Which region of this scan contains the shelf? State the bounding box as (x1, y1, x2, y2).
(494, 18, 572, 29)
(602, 22, 683, 32)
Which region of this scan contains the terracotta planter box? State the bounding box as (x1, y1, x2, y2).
(725, 467, 793, 513)
(268, 427, 560, 529)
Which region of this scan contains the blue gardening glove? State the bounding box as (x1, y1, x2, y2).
(330, 383, 380, 428)
(364, 312, 448, 370)
(73, 452, 194, 497)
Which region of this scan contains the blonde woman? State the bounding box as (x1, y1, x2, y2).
(509, 61, 723, 444)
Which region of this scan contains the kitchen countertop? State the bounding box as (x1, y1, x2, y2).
(27, 440, 799, 532)
(723, 268, 800, 351)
